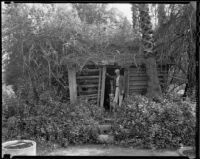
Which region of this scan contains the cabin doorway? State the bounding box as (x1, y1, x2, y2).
(104, 66, 124, 112)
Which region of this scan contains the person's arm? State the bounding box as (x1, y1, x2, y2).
(106, 73, 114, 80)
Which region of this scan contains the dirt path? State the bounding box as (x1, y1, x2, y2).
(39, 144, 180, 156)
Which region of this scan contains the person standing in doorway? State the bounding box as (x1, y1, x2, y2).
(106, 69, 125, 107)
(113, 69, 125, 107)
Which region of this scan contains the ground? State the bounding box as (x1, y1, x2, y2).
(37, 144, 180, 156)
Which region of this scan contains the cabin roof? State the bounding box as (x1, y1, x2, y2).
(92, 54, 173, 67)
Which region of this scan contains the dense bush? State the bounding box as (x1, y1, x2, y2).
(2, 89, 103, 146)
(113, 94, 196, 149)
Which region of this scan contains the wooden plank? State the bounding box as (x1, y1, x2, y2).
(80, 94, 98, 98)
(129, 83, 147, 89)
(129, 85, 147, 89)
(129, 70, 167, 73)
(80, 84, 98, 88)
(77, 79, 99, 83)
(129, 85, 147, 92)
(129, 82, 148, 86)
(79, 90, 98, 95)
(129, 90, 144, 94)
(129, 73, 165, 77)
(100, 66, 106, 108)
(129, 69, 167, 73)
(124, 69, 128, 97)
(77, 76, 99, 79)
(129, 76, 148, 81)
(81, 69, 99, 72)
(127, 68, 130, 97)
(68, 66, 77, 104)
(129, 73, 147, 76)
(129, 89, 144, 93)
(129, 88, 147, 92)
(129, 71, 146, 74)
(97, 68, 102, 107)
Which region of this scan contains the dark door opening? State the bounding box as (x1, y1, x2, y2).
(104, 66, 124, 111)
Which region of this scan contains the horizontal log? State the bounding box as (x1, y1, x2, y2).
(81, 69, 100, 72)
(77, 79, 99, 83)
(129, 74, 166, 78)
(78, 71, 99, 75)
(129, 74, 146, 77)
(129, 67, 168, 70)
(129, 87, 147, 91)
(129, 70, 167, 73)
(79, 90, 98, 95)
(129, 70, 146, 73)
(129, 81, 148, 85)
(80, 94, 98, 98)
(129, 80, 165, 85)
(129, 69, 168, 73)
(77, 76, 100, 79)
(129, 76, 148, 81)
(80, 84, 98, 88)
(129, 90, 144, 94)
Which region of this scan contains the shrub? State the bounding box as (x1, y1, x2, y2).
(113, 94, 196, 149)
(2, 89, 102, 146)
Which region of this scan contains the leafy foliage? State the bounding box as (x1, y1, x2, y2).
(2, 3, 138, 95)
(153, 4, 196, 96)
(2, 91, 103, 145)
(113, 94, 195, 149)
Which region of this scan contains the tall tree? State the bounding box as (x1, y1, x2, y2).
(135, 4, 162, 100)
(72, 4, 109, 24)
(152, 3, 196, 98)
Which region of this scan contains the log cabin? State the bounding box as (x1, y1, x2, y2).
(58, 53, 172, 110)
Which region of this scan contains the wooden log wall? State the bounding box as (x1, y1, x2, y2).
(77, 66, 101, 104)
(128, 65, 168, 95)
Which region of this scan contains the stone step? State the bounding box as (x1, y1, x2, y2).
(104, 118, 115, 124)
(98, 124, 112, 134)
(97, 134, 114, 144)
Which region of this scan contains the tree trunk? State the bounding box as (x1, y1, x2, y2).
(68, 65, 77, 104)
(138, 4, 162, 100)
(183, 43, 196, 98)
(145, 57, 162, 99)
(183, 3, 196, 98)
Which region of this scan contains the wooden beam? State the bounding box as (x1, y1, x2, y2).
(127, 68, 130, 97)
(79, 90, 98, 95)
(97, 68, 102, 107)
(80, 84, 98, 88)
(81, 94, 98, 97)
(100, 66, 106, 108)
(124, 69, 128, 97)
(129, 81, 148, 86)
(82, 69, 100, 72)
(77, 76, 99, 79)
(68, 65, 77, 104)
(77, 79, 99, 83)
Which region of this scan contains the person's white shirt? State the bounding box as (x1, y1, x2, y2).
(116, 75, 120, 86)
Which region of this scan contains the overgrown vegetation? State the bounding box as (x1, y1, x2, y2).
(113, 94, 195, 149)
(2, 86, 103, 146)
(2, 3, 196, 151)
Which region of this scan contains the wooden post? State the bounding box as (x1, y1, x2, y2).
(124, 68, 128, 98)
(97, 68, 102, 107)
(68, 65, 77, 104)
(127, 68, 130, 97)
(100, 65, 106, 108)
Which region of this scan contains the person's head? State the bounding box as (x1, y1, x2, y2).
(115, 69, 120, 76)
